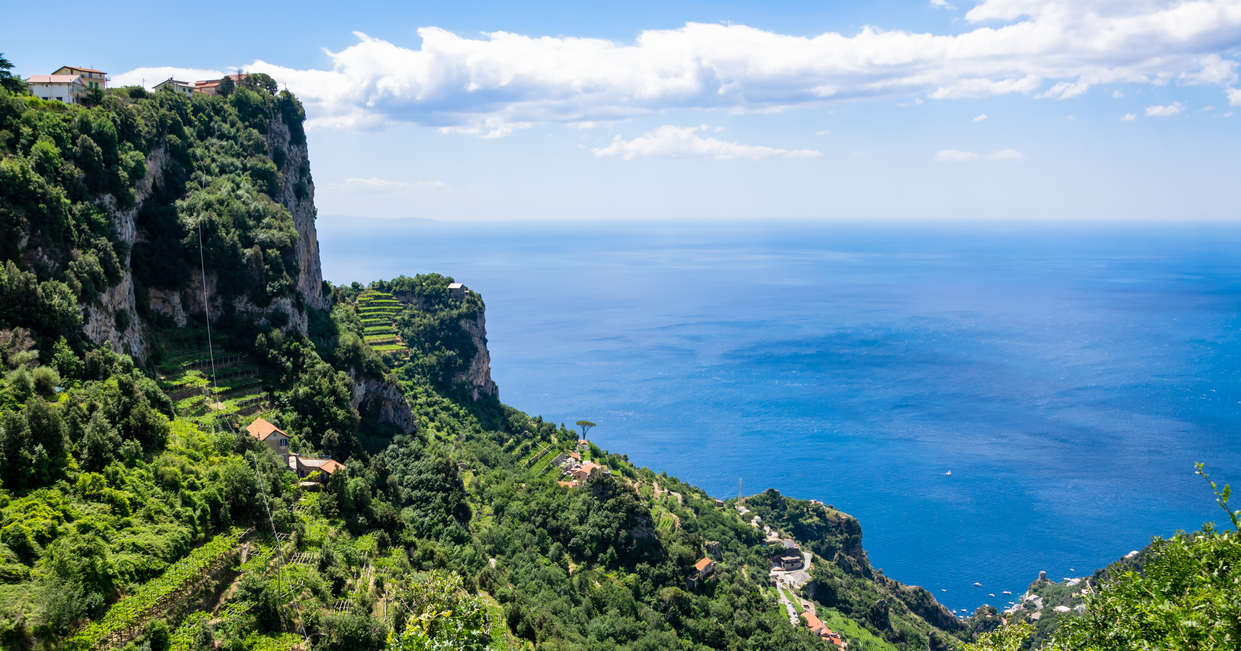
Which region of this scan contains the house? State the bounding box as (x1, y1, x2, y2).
(26, 74, 87, 104)
(569, 451, 581, 461)
(154, 78, 195, 96)
(800, 612, 847, 648)
(288, 455, 344, 483)
(246, 417, 291, 454)
(447, 282, 467, 300)
(569, 460, 605, 481)
(688, 557, 717, 589)
(51, 66, 107, 90)
(577, 439, 589, 448)
(777, 555, 804, 570)
(193, 73, 247, 95)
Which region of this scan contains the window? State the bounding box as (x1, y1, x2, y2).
(280, 439, 288, 447)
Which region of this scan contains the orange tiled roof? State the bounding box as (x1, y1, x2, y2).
(246, 417, 286, 441)
(56, 66, 106, 74)
(694, 557, 713, 572)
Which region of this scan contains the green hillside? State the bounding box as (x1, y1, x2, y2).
(1, 54, 1236, 651)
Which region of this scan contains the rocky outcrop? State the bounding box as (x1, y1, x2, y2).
(266, 113, 326, 311)
(455, 305, 498, 401)
(349, 369, 416, 434)
(81, 145, 168, 360)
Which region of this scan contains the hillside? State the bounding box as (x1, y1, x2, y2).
(2, 69, 1233, 650)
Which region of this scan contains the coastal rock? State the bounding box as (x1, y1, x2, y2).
(455, 304, 498, 401)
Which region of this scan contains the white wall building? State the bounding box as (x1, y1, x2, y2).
(154, 78, 195, 97)
(26, 74, 87, 104)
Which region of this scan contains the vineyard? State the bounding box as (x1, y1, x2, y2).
(66, 528, 250, 650)
(155, 328, 270, 425)
(357, 290, 409, 362)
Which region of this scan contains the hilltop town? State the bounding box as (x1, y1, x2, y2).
(25, 64, 252, 104)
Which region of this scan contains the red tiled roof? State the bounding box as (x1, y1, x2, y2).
(246, 417, 286, 441)
(694, 557, 714, 572)
(56, 66, 106, 74)
(800, 611, 825, 632)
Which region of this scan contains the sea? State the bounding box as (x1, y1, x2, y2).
(318, 219, 1241, 615)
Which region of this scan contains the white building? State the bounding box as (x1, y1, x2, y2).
(154, 78, 195, 97)
(26, 74, 88, 104)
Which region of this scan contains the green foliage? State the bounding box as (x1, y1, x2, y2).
(65, 528, 246, 649)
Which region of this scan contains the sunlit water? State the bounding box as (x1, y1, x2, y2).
(320, 219, 1241, 613)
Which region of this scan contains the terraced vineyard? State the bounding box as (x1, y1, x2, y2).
(357, 290, 409, 361)
(155, 329, 270, 424)
(66, 528, 250, 650)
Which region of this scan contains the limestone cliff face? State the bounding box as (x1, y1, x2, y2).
(349, 369, 416, 434)
(455, 306, 498, 401)
(265, 113, 326, 311)
(84, 112, 325, 359)
(80, 145, 167, 360)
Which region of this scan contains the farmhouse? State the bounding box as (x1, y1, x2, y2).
(154, 78, 195, 96)
(688, 557, 717, 589)
(448, 282, 467, 300)
(800, 611, 847, 648)
(26, 74, 87, 104)
(288, 455, 344, 483)
(246, 417, 290, 453)
(193, 73, 247, 95)
(51, 65, 107, 90)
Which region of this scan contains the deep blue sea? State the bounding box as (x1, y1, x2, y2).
(318, 219, 1241, 614)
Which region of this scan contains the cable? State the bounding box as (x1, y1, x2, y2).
(196, 217, 219, 425)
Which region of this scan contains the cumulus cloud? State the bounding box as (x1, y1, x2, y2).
(115, 0, 1241, 134)
(973, 113, 989, 122)
(1145, 101, 1185, 116)
(934, 148, 1023, 161)
(1122, 112, 1137, 121)
(1229, 88, 1241, 105)
(592, 125, 821, 160)
(930, 0, 955, 9)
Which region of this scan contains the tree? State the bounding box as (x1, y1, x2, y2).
(575, 420, 596, 437)
(0, 53, 26, 94)
(217, 74, 235, 97)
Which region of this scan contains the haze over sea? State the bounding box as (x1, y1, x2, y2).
(320, 219, 1241, 614)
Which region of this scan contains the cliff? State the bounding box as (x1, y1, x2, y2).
(455, 304, 498, 400)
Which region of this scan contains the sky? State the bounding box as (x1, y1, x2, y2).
(6, 0, 1241, 222)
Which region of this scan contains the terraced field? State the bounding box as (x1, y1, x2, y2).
(155, 329, 269, 425)
(356, 290, 409, 361)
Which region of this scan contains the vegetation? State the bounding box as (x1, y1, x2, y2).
(4, 53, 1237, 650)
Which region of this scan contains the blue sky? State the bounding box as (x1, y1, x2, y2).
(6, 0, 1241, 221)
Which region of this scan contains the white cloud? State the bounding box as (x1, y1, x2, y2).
(592, 125, 821, 160)
(116, 1, 1241, 134)
(1228, 88, 1241, 105)
(934, 148, 1023, 161)
(930, 0, 955, 9)
(1112, 89, 1124, 98)
(815, 129, 832, 135)
(1121, 112, 1137, 121)
(1145, 101, 1185, 117)
(972, 113, 989, 122)
(111, 66, 225, 88)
